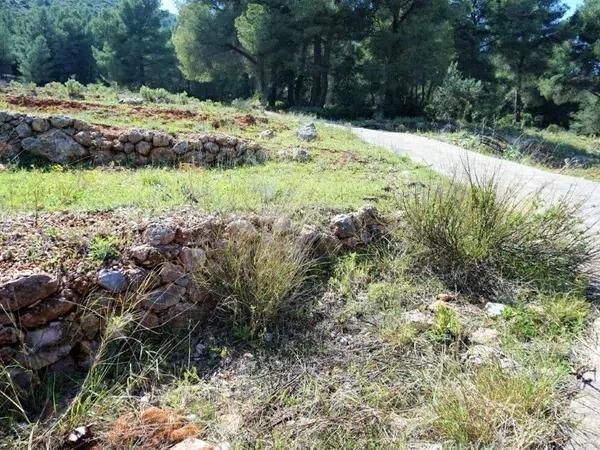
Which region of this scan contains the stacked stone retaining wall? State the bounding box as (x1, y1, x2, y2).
(0, 207, 383, 390)
(0, 111, 263, 167)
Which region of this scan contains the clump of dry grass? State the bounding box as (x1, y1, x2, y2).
(194, 230, 316, 339)
(430, 364, 562, 448)
(397, 172, 594, 295)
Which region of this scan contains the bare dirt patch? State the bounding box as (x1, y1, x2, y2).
(6, 95, 105, 112)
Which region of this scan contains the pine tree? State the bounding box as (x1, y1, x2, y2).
(92, 0, 175, 87)
(19, 35, 53, 84)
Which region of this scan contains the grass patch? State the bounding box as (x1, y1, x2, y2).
(194, 230, 317, 340)
(397, 173, 593, 294)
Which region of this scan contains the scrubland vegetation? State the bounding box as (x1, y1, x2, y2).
(1, 0, 599, 448)
(0, 83, 597, 449)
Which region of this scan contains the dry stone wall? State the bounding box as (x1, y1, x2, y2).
(0, 208, 384, 390)
(0, 111, 263, 167)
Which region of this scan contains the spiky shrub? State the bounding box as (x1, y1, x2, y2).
(194, 231, 314, 339)
(397, 174, 593, 294)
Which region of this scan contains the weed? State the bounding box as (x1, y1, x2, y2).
(88, 235, 120, 262)
(431, 364, 561, 448)
(502, 293, 589, 341)
(429, 305, 462, 342)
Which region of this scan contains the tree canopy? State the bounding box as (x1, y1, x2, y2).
(1, 0, 600, 134)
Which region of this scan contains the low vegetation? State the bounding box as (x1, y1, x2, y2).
(398, 174, 593, 294)
(0, 83, 597, 449)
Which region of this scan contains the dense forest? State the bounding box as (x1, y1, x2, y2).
(0, 0, 599, 134)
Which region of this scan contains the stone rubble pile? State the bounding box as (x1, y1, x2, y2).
(0, 111, 264, 167)
(0, 207, 384, 390)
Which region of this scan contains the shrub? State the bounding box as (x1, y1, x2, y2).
(194, 230, 314, 339)
(65, 78, 84, 99)
(139, 86, 172, 104)
(397, 175, 593, 294)
(88, 235, 121, 262)
(427, 63, 483, 123)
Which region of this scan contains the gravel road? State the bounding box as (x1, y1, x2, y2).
(350, 126, 600, 449)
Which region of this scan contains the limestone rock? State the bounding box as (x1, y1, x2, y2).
(152, 132, 171, 147)
(31, 117, 50, 132)
(330, 214, 356, 239)
(143, 223, 176, 246)
(143, 285, 186, 312)
(127, 129, 144, 144)
(170, 438, 216, 450)
(402, 310, 434, 330)
(74, 131, 93, 146)
(469, 327, 500, 345)
(461, 345, 517, 371)
(15, 122, 32, 138)
(136, 140, 152, 156)
(292, 147, 310, 162)
(159, 262, 187, 285)
(173, 141, 189, 155)
(50, 116, 73, 128)
(25, 322, 66, 351)
(16, 344, 72, 370)
(258, 129, 274, 139)
(22, 129, 88, 164)
(18, 295, 76, 329)
(484, 302, 506, 318)
(0, 273, 60, 311)
(97, 269, 127, 293)
(150, 146, 176, 164)
(180, 247, 207, 272)
(297, 122, 317, 142)
(225, 219, 257, 238)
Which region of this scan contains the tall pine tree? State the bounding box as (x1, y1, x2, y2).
(92, 0, 175, 88)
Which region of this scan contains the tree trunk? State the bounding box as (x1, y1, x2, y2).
(268, 64, 277, 109)
(318, 36, 332, 108)
(311, 36, 322, 107)
(513, 74, 523, 124)
(256, 60, 268, 103)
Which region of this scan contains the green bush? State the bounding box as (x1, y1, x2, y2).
(503, 294, 589, 341)
(139, 85, 171, 103)
(427, 63, 483, 123)
(194, 230, 314, 339)
(429, 305, 462, 343)
(65, 79, 84, 99)
(88, 235, 121, 262)
(397, 175, 593, 294)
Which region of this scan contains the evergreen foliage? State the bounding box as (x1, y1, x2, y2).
(1, 0, 599, 135)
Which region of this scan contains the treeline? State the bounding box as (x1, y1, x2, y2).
(0, 0, 599, 134)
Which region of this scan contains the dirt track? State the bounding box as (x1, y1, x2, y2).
(351, 126, 600, 449)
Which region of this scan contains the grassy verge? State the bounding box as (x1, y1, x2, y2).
(426, 127, 600, 182)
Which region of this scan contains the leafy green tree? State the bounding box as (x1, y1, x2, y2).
(92, 0, 175, 87)
(486, 0, 567, 123)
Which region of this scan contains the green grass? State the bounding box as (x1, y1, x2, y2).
(0, 91, 430, 215)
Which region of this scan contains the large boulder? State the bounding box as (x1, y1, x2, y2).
(22, 129, 88, 164)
